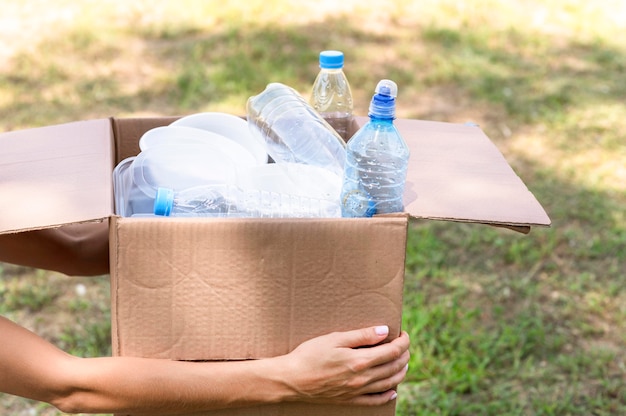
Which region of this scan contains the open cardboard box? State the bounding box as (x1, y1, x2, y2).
(0, 115, 550, 416)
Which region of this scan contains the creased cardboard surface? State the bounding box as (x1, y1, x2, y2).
(0, 119, 113, 233)
(391, 118, 551, 227)
(111, 216, 407, 361)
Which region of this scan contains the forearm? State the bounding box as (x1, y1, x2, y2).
(56, 328, 410, 415)
(0, 316, 290, 414)
(0, 221, 109, 276)
(1, 315, 409, 414)
(56, 356, 292, 415)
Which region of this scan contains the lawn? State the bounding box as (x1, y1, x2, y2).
(1, 1, 624, 415)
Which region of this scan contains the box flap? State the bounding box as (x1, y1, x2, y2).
(0, 119, 114, 234)
(386, 117, 551, 228)
(0, 115, 550, 234)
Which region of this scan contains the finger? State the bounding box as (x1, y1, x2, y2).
(344, 389, 399, 407)
(344, 349, 409, 396)
(369, 349, 410, 383)
(355, 330, 410, 368)
(357, 357, 410, 396)
(329, 325, 391, 349)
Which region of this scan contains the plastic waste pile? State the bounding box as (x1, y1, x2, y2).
(112, 51, 408, 219)
(113, 110, 344, 218)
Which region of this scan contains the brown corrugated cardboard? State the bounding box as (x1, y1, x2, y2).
(110, 216, 407, 360)
(0, 115, 550, 416)
(120, 401, 397, 416)
(0, 119, 114, 233)
(110, 215, 407, 416)
(397, 118, 549, 230)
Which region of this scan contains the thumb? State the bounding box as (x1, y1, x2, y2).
(332, 325, 390, 349)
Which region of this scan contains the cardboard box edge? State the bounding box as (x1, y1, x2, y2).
(0, 115, 550, 235)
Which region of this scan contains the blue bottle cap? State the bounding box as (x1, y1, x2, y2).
(319, 50, 344, 69)
(341, 189, 377, 218)
(154, 187, 174, 216)
(369, 79, 397, 119)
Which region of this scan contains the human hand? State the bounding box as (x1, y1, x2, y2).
(277, 325, 410, 406)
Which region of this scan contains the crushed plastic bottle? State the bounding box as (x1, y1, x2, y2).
(340, 79, 410, 217)
(246, 82, 346, 177)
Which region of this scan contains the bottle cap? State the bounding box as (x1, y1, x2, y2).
(154, 187, 174, 216)
(341, 189, 377, 217)
(319, 50, 344, 69)
(369, 79, 397, 119)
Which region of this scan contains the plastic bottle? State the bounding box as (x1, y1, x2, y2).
(340, 79, 410, 218)
(153, 185, 341, 218)
(310, 50, 354, 142)
(246, 82, 346, 177)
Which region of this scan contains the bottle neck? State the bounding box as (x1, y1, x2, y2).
(369, 114, 394, 123)
(320, 67, 344, 73)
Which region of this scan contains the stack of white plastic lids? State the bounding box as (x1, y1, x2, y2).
(170, 112, 268, 165)
(113, 113, 267, 217)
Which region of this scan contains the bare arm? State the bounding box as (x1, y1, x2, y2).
(0, 221, 109, 276)
(0, 316, 409, 414)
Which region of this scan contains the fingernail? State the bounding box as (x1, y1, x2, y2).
(404, 363, 409, 372)
(389, 391, 398, 401)
(375, 325, 389, 336)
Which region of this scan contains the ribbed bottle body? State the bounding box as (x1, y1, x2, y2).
(341, 118, 409, 217)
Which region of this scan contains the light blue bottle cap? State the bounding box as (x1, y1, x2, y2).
(341, 189, 377, 218)
(369, 79, 397, 119)
(319, 50, 344, 69)
(154, 187, 174, 216)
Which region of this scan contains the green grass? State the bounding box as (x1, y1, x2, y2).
(1, 0, 625, 414)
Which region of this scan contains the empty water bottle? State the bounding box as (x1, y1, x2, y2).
(310, 50, 354, 142)
(246, 83, 346, 177)
(340, 79, 410, 217)
(153, 185, 341, 218)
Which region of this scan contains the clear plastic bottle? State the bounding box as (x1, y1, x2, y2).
(246, 82, 346, 177)
(310, 50, 354, 142)
(340, 79, 410, 218)
(153, 185, 341, 218)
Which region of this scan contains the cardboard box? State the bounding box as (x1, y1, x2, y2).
(0, 115, 550, 416)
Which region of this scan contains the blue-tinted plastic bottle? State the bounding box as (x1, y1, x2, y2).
(340, 79, 410, 217)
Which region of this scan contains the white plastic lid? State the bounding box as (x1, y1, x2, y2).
(170, 112, 268, 165)
(132, 144, 238, 198)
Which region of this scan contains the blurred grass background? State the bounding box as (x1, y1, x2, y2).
(0, 0, 624, 415)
